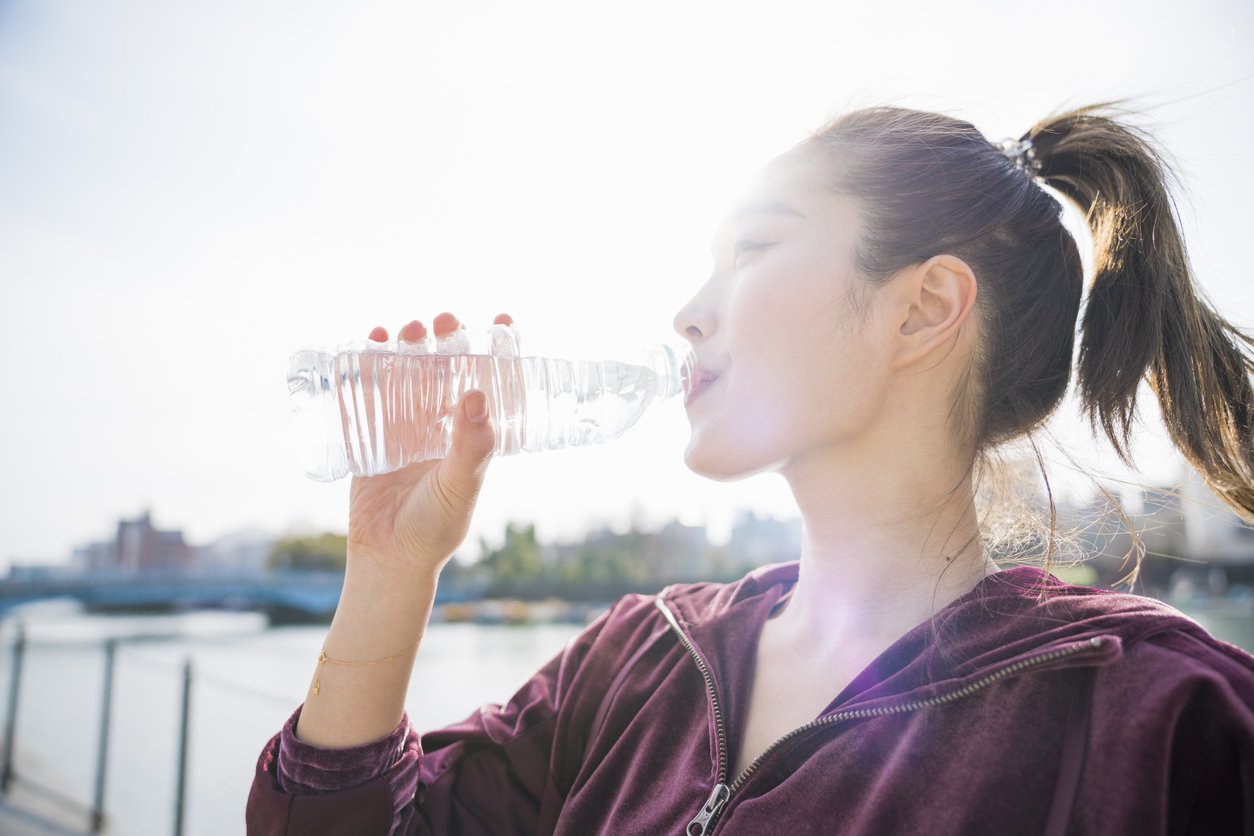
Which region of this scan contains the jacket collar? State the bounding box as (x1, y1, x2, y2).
(657, 561, 1202, 709)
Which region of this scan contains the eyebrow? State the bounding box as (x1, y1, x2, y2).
(733, 200, 806, 220)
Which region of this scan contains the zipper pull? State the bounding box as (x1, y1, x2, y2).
(686, 783, 730, 835)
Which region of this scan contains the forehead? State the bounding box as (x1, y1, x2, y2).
(714, 148, 861, 240)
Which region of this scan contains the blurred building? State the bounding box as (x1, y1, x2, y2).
(1138, 486, 1187, 560)
(1181, 466, 1254, 564)
(653, 519, 710, 579)
(726, 510, 803, 567)
(195, 528, 276, 573)
(72, 510, 193, 572)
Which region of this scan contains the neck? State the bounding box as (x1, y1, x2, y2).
(774, 440, 996, 653)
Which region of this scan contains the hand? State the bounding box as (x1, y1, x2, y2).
(345, 312, 514, 580)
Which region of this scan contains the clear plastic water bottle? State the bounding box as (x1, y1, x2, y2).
(286, 324, 694, 481)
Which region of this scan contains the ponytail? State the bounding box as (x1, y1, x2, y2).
(1027, 102, 1254, 522)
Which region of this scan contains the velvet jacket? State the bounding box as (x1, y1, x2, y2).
(247, 563, 1254, 834)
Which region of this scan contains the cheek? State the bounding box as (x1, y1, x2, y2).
(726, 267, 863, 405)
(683, 348, 832, 480)
(721, 292, 819, 437)
(683, 259, 882, 478)
(729, 313, 883, 447)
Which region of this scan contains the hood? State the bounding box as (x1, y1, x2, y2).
(658, 561, 1209, 711)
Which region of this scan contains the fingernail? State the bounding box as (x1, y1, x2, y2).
(465, 391, 487, 424)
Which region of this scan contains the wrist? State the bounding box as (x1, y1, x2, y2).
(341, 557, 438, 607)
(322, 578, 433, 666)
(346, 544, 444, 588)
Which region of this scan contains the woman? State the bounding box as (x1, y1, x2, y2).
(248, 103, 1254, 834)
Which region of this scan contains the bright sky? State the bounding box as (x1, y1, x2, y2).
(2, 0, 1252, 570)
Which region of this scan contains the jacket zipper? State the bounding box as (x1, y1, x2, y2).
(654, 595, 1111, 836)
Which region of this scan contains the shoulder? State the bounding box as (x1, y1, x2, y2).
(961, 567, 1254, 710)
(1062, 580, 1254, 694)
(1063, 593, 1254, 760)
(1108, 614, 1254, 710)
(1049, 578, 1254, 691)
(1067, 612, 1254, 831)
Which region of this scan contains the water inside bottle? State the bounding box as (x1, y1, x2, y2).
(288, 331, 692, 481)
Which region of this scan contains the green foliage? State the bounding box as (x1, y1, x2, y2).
(470, 517, 767, 601)
(262, 514, 789, 602)
(268, 532, 348, 572)
(481, 523, 546, 596)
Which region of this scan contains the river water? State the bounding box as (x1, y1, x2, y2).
(0, 603, 583, 835)
(1, 597, 1250, 836)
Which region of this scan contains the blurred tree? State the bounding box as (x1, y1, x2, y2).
(268, 532, 348, 571)
(482, 522, 546, 596)
(463, 516, 791, 601)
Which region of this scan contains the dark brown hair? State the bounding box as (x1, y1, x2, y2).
(802, 103, 1254, 575)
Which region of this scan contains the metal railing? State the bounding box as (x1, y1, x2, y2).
(0, 621, 294, 835)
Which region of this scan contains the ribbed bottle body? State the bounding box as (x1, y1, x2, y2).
(517, 357, 661, 452)
(287, 342, 682, 481)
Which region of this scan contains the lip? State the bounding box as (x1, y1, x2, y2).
(684, 368, 721, 408)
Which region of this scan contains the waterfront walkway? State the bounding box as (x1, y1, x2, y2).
(0, 779, 89, 835)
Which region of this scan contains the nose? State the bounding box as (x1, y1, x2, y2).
(673, 291, 716, 344)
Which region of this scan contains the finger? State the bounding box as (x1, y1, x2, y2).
(493, 313, 514, 326)
(369, 326, 389, 342)
(432, 312, 461, 337)
(438, 389, 495, 507)
(398, 319, 428, 343)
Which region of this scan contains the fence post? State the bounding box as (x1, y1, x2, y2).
(1, 622, 26, 794)
(90, 639, 117, 833)
(173, 657, 192, 836)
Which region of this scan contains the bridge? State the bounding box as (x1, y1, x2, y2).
(0, 568, 418, 621)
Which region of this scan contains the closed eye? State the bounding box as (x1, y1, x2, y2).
(733, 238, 774, 258)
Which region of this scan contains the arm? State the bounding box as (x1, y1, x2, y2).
(297, 313, 500, 748)
(247, 314, 501, 834)
(247, 597, 628, 836)
(293, 563, 436, 749)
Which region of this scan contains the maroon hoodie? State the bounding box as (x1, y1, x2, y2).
(247, 564, 1254, 834)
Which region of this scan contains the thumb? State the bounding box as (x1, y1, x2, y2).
(437, 389, 496, 505)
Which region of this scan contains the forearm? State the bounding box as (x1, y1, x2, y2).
(294, 560, 438, 748)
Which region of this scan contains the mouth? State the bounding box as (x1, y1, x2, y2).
(684, 369, 721, 408)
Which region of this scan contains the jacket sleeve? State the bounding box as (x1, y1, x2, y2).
(1162, 635, 1254, 835)
(246, 600, 624, 836)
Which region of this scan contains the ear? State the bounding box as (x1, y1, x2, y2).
(887, 254, 978, 372)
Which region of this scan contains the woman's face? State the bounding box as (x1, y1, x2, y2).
(673, 149, 895, 481)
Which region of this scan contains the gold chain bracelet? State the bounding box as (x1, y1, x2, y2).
(311, 636, 422, 696)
